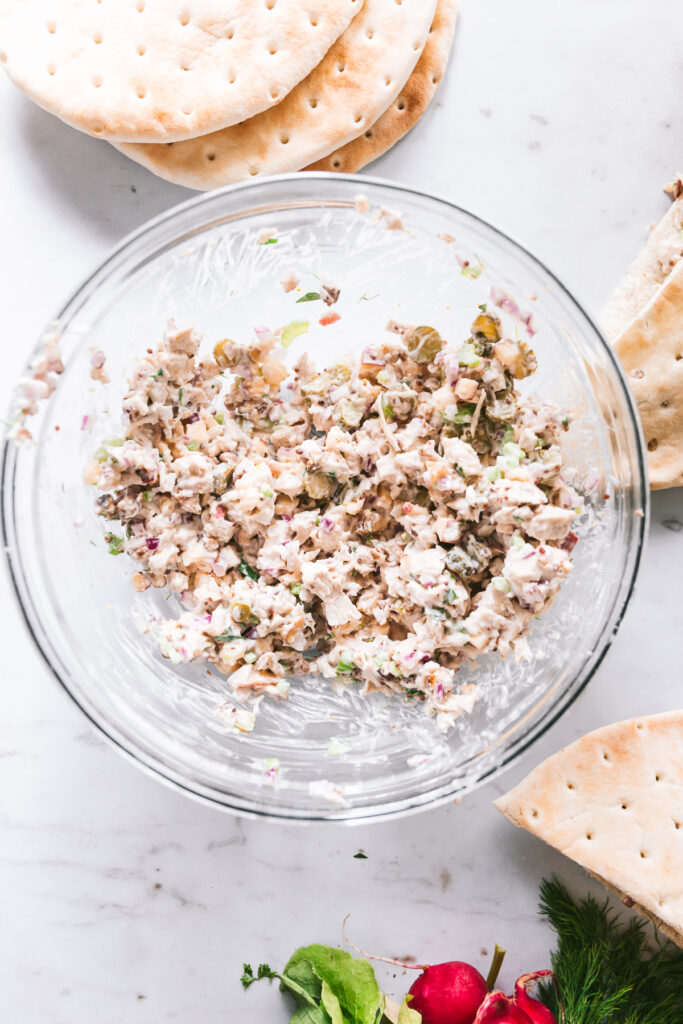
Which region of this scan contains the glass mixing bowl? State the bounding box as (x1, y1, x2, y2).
(1, 174, 647, 821)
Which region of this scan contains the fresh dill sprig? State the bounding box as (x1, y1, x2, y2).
(536, 876, 683, 1023)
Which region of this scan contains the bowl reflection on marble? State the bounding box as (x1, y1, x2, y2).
(1, 174, 647, 821)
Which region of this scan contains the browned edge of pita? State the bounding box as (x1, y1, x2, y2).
(588, 871, 683, 947)
(601, 175, 683, 344)
(614, 257, 683, 489)
(494, 711, 683, 948)
(304, 0, 458, 174)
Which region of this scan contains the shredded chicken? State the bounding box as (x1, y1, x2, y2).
(87, 311, 580, 730)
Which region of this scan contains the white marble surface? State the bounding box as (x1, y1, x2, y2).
(1, 1, 682, 1021)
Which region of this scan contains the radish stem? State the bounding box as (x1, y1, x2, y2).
(342, 915, 426, 970)
(486, 945, 506, 990)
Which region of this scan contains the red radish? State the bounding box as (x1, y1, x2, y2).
(407, 961, 490, 1024)
(473, 992, 533, 1023)
(342, 918, 499, 1024)
(514, 972, 557, 1024)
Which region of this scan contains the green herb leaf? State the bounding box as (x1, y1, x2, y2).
(259, 237, 278, 245)
(282, 946, 381, 1024)
(296, 292, 321, 303)
(241, 963, 279, 989)
(353, 851, 368, 859)
(178, 387, 183, 404)
(320, 980, 344, 1024)
(214, 631, 243, 643)
(239, 559, 259, 581)
(537, 876, 683, 1024)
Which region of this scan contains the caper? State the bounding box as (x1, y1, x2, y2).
(404, 325, 443, 365)
(231, 602, 251, 622)
(471, 312, 502, 343)
(486, 389, 518, 423)
(213, 338, 244, 368)
(304, 471, 337, 500)
(512, 341, 537, 380)
(445, 545, 479, 577)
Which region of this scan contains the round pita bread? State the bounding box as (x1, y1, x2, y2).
(495, 711, 683, 946)
(0, 0, 362, 142)
(305, 0, 458, 174)
(115, 0, 438, 187)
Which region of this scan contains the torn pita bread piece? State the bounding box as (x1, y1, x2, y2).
(614, 256, 683, 489)
(305, 0, 458, 174)
(494, 711, 683, 947)
(601, 175, 683, 343)
(116, 0, 437, 188)
(0, 0, 363, 143)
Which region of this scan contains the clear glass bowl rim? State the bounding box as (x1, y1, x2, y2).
(1, 172, 649, 823)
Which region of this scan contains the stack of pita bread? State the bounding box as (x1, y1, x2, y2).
(0, 0, 458, 188)
(495, 711, 683, 946)
(602, 178, 683, 489)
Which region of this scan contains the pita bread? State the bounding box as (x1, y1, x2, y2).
(601, 177, 683, 343)
(613, 256, 683, 489)
(494, 711, 683, 947)
(116, 0, 437, 188)
(304, 0, 458, 174)
(0, 0, 362, 142)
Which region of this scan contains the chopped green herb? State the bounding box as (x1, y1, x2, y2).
(454, 463, 466, 478)
(104, 532, 124, 556)
(444, 588, 458, 604)
(296, 291, 321, 303)
(240, 963, 279, 990)
(335, 657, 355, 676)
(561, 416, 570, 428)
(353, 851, 368, 859)
(405, 688, 423, 700)
(152, 368, 164, 378)
(259, 237, 278, 245)
(177, 387, 183, 404)
(214, 631, 243, 643)
(358, 292, 379, 302)
(238, 559, 259, 582)
(478, 302, 488, 312)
